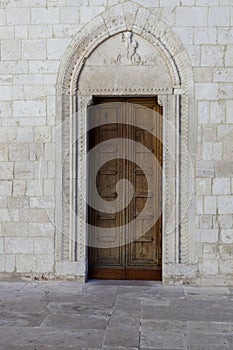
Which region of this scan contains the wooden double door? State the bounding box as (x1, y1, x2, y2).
(88, 98, 162, 280)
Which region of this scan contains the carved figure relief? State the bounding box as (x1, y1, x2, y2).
(116, 31, 146, 65)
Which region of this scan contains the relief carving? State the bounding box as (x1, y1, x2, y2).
(116, 31, 146, 65)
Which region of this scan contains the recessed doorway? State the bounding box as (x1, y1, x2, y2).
(87, 97, 163, 280)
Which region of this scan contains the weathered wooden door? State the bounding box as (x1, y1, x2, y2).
(88, 98, 162, 280)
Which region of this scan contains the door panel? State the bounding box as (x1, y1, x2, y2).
(88, 98, 162, 280)
(88, 104, 124, 269)
(126, 103, 162, 272)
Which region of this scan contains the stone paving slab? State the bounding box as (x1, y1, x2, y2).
(0, 281, 233, 349)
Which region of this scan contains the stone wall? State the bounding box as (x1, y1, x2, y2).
(0, 0, 232, 285)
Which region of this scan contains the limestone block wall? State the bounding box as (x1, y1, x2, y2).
(0, 0, 232, 285)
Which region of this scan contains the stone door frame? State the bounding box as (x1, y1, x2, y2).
(55, 2, 195, 282)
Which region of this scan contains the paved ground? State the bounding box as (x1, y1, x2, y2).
(0, 280, 233, 349)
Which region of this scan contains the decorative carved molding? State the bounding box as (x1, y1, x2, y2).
(180, 93, 190, 263)
(76, 95, 93, 262)
(78, 87, 171, 95)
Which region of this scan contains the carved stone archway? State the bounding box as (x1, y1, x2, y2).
(55, 2, 196, 283)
